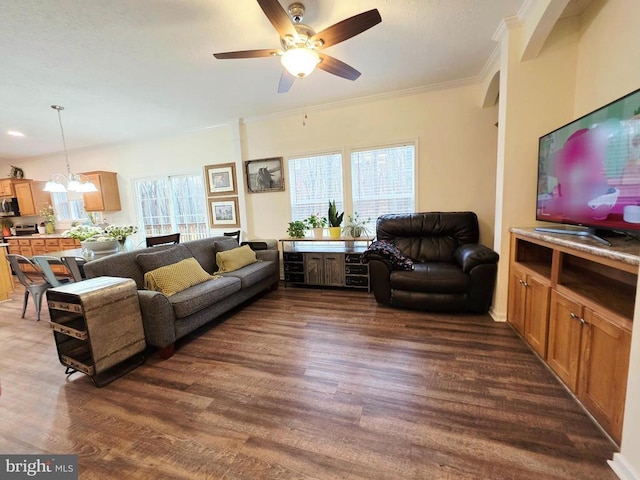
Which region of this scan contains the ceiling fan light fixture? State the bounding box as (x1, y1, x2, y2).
(280, 48, 320, 78)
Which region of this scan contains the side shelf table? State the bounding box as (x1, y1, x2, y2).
(46, 276, 146, 387)
(280, 237, 373, 290)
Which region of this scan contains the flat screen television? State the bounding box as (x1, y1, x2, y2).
(536, 88, 640, 242)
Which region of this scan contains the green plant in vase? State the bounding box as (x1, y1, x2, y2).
(343, 212, 371, 238)
(287, 220, 307, 238)
(327, 200, 344, 238)
(305, 213, 327, 238)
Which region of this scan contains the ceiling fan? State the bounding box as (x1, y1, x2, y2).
(213, 0, 382, 93)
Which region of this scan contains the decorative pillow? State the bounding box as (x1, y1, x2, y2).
(143, 257, 217, 296)
(361, 240, 414, 271)
(216, 245, 258, 273)
(136, 244, 192, 273)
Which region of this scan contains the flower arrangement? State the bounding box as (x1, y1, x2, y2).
(105, 224, 138, 241)
(38, 203, 56, 223)
(62, 225, 105, 241)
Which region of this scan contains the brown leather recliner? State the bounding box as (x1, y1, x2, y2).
(365, 212, 499, 313)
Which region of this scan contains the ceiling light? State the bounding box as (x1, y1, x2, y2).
(280, 48, 320, 78)
(44, 105, 98, 193)
(7, 130, 25, 137)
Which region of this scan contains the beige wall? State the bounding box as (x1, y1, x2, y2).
(243, 84, 498, 244)
(572, 0, 640, 475)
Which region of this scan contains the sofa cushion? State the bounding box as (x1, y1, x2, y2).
(222, 259, 278, 288)
(216, 245, 257, 273)
(144, 257, 217, 296)
(136, 244, 192, 273)
(169, 276, 241, 318)
(390, 262, 470, 293)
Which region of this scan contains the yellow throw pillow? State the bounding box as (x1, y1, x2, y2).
(144, 257, 217, 296)
(216, 245, 258, 273)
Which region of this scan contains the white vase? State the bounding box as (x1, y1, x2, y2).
(312, 227, 324, 239)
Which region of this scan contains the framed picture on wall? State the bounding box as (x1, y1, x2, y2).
(205, 163, 237, 196)
(245, 157, 284, 193)
(208, 197, 239, 228)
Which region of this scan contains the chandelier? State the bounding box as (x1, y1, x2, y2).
(280, 47, 320, 78)
(43, 105, 98, 193)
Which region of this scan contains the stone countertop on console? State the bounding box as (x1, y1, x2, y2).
(510, 227, 640, 267)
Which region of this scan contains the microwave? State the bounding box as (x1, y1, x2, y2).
(0, 197, 20, 217)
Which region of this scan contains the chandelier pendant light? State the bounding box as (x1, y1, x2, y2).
(44, 105, 98, 193)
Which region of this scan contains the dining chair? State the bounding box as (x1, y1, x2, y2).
(240, 241, 268, 251)
(7, 254, 52, 321)
(60, 256, 87, 282)
(145, 233, 181, 247)
(223, 230, 241, 244)
(32, 256, 74, 288)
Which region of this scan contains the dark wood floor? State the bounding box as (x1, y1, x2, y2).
(0, 280, 619, 479)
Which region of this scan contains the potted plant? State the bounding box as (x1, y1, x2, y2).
(287, 220, 307, 238)
(327, 200, 344, 238)
(343, 212, 371, 238)
(305, 213, 327, 238)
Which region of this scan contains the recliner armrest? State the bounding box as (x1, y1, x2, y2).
(454, 244, 499, 273)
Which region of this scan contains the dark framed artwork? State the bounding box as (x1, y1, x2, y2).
(245, 157, 284, 193)
(205, 163, 237, 196)
(208, 197, 240, 228)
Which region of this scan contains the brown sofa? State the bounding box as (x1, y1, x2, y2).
(365, 212, 499, 313)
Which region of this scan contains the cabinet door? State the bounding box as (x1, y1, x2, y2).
(547, 291, 583, 391)
(14, 182, 36, 215)
(82, 173, 105, 211)
(305, 254, 324, 285)
(324, 254, 344, 286)
(507, 268, 527, 335)
(524, 275, 550, 357)
(0, 179, 14, 196)
(578, 308, 631, 443)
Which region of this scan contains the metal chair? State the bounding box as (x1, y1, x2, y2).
(32, 256, 74, 287)
(7, 254, 52, 321)
(224, 230, 241, 244)
(145, 233, 181, 247)
(60, 256, 87, 282)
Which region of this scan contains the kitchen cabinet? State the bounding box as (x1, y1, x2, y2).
(13, 181, 51, 216)
(508, 229, 635, 444)
(80, 171, 121, 212)
(0, 179, 15, 196)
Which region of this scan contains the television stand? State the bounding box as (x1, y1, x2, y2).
(534, 226, 612, 247)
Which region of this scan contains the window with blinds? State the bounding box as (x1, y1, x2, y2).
(351, 144, 415, 221)
(135, 174, 208, 241)
(288, 152, 344, 221)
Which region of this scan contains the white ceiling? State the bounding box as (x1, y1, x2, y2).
(1, 0, 560, 163)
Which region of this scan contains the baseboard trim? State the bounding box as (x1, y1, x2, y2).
(489, 306, 506, 322)
(609, 453, 640, 480)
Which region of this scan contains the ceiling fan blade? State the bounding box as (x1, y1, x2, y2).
(318, 54, 361, 81)
(278, 70, 296, 94)
(257, 0, 297, 39)
(213, 49, 280, 59)
(311, 9, 382, 49)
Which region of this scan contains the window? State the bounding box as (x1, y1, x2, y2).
(51, 191, 87, 223)
(288, 152, 344, 221)
(287, 143, 416, 226)
(350, 144, 415, 221)
(135, 174, 208, 241)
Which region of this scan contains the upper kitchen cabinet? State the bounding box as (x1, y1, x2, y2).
(80, 171, 121, 212)
(14, 180, 51, 216)
(0, 179, 16, 196)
